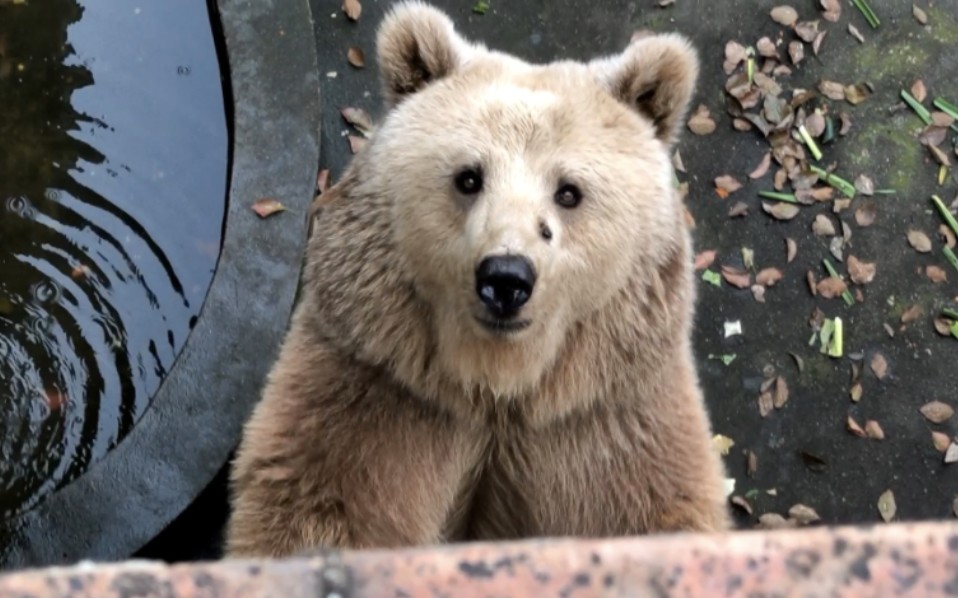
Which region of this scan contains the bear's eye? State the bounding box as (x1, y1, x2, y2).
(454, 168, 483, 195)
(554, 184, 582, 209)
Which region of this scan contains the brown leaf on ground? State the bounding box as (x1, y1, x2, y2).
(749, 153, 772, 179)
(839, 112, 853, 135)
(913, 4, 928, 25)
(763, 201, 800, 220)
(932, 112, 956, 128)
(833, 199, 852, 213)
(870, 353, 888, 380)
(816, 277, 847, 298)
(773, 376, 789, 408)
(758, 391, 774, 417)
(927, 265, 949, 283)
(911, 79, 927, 102)
(733, 118, 752, 131)
(756, 37, 777, 58)
(901, 304, 922, 324)
(786, 238, 797, 263)
(865, 420, 884, 440)
(795, 20, 820, 42)
(919, 125, 948, 147)
(806, 270, 818, 296)
(848, 24, 865, 43)
(850, 382, 863, 402)
(946, 444, 958, 464)
(805, 112, 826, 137)
(316, 169, 330, 194)
(847, 415, 866, 437)
(820, 0, 841, 21)
(715, 175, 743, 195)
(935, 318, 956, 336)
(788, 41, 804, 65)
(789, 503, 821, 525)
(724, 41, 747, 73)
(756, 268, 784, 287)
(340, 107, 375, 136)
(846, 255, 876, 285)
(828, 237, 844, 262)
(907, 230, 933, 253)
(342, 0, 362, 20)
(812, 31, 827, 55)
(819, 80, 846, 101)
(930, 144, 951, 166)
(932, 431, 951, 452)
(347, 134, 367, 154)
(730, 495, 754, 515)
(721, 265, 752, 289)
(844, 83, 871, 105)
(758, 513, 796, 529)
(855, 202, 877, 227)
(854, 174, 874, 195)
(878, 490, 896, 522)
(812, 214, 836, 236)
(694, 250, 717, 271)
(920, 401, 954, 424)
(770, 5, 799, 26)
(729, 201, 749, 218)
(940, 224, 957, 248)
(751, 284, 766, 303)
(251, 198, 287, 219)
(688, 104, 716, 135)
(346, 46, 365, 68)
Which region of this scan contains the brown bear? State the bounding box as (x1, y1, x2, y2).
(226, 1, 729, 558)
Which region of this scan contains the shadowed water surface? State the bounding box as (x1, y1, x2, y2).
(0, 0, 227, 517)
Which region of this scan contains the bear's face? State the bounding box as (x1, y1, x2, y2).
(361, 2, 699, 395)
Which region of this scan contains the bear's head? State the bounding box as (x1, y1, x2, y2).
(315, 2, 699, 402)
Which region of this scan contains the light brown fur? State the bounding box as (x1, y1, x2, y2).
(226, 1, 729, 558)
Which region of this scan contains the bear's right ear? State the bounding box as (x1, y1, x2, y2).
(376, 2, 472, 107)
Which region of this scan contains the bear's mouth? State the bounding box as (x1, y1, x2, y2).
(475, 316, 532, 334)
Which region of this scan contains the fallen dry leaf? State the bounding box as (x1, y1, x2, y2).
(251, 198, 286, 219)
(730, 495, 754, 515)
(844, 83, 871, 105)
(848, 23, 865, 43)
(854, 174, 874, 196)
(847, 255, 876, 285)
(749, 153, 772, 179)
(346, 46, 365, 68)
(715, 175, 743, 195)
(688, 105, 716, 135)
(919, 125, 947, 147)
(712, 434, 735, 456)
(855, 202, 877, 227)
(770, 5, 799, 26)
(850, 382, 863, 402)
(694, 250, 717, 271)
(756, 37, 777, 58)
(347, 134, 366, 154)
(340, 107, 374, 137)
(729, 201, 749, 218)
(795, 20, 820, 43)
(758, 391, 774, 418)
(927, 265, 948, 283)
(786, 238, 797, 263)
(721, 265, 752, 289)
(847, 415, 866, 437)
(911, 79, 928, 102)
(864, 420, 884, 440)
(805, 112, 826, 137)
(870, 353, 888, 380)
(751, 284, 766, 303)
(788, 41, 804, 65)
(819, 80, 845, 101)
(913, 4, 928, 25)
(342, 0, 362, 20)
(789, 503, 821, 525)
(920, 401, 954, 424)
(763, 201, 800, 220)
(930, 144, 951, 166)
(724, 41, 747, 74)
(812, 214, 836, 236)
(932, 431, 951, 452)
(935, 318, 956, 336)
(946, 444, 958, 464)
(758, 513, 796, 530)
(817, 277, 847, 299)
(773, 376, 789, 408)
(878, 489, 896, 523)
(940, 224, 957, 248)
(932, 112, 956, 128)
(820, 0, 841, 21)
(756, 268, 784, 287)
(901, 304, 922, 324)
(907, 230, 933, 253)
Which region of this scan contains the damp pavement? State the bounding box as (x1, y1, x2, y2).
(141, 0, 958, 562)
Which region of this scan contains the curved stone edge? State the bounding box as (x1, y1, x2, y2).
(0, 0, 321, 568)
(3, 521, 958, 596)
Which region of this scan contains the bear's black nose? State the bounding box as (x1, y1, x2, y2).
(475, 255, 536, 318)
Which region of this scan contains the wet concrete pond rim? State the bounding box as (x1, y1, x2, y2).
(0, 0, 321, 568)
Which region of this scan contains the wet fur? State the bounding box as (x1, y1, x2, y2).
(226, 1, 728, 557)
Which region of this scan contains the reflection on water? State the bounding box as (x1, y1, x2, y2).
(0, 0, 228, 517)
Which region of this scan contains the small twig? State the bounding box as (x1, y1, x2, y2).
(799, 125, 823, 161)
(901, 89, 932, 125)
(746, 47, 756, 85)
(810, 165, 856, 198)
(852, 0, 880, 28)
(758, 190, 799, 203)
(829, 317, 844, 357)
(823, 258, 855, 306)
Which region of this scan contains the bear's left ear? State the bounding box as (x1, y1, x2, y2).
(591, 33, 699, 147)
(376, 2, 474, 107)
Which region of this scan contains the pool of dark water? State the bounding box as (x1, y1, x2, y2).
(0, 1, 228, 518)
